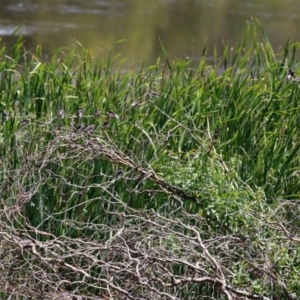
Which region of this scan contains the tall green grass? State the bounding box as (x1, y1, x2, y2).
(1, 21, 300, 298)
(1, 22, 300, 227)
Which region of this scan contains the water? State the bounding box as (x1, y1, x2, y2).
(0, 0, 299, 65)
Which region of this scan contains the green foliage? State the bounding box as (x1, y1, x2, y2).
(1, 21, 300, 299)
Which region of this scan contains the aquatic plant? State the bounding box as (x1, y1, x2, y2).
(1, 21, 300, 299)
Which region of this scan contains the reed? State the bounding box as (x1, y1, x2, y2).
(1, 21, 300, 298)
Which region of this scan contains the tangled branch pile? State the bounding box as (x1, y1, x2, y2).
(0, 124, 299, 300)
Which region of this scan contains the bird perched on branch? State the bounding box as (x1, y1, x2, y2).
(75, 123, 85, 132)
(130, 101, 140, 108)
(84, 124, 95, 134)
(94, 109, 101, 117)
(147, 89, 160, 98)
(2, 110, 9, 121)
(19, 119, 29, 127)
(58, 108, 65, 119)
(115, 168, 123, 180)
(288, 68, 300, 83)
(102, 120, 110, 128)
(107, 110, 119, 120)
(77, 107, 84, 119)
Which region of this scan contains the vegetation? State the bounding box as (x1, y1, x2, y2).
(1, 22, 300, 299)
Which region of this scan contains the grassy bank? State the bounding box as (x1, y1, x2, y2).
(1, 22, 300, 299)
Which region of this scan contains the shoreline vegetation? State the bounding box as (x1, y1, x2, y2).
(1, 22, 300, 299)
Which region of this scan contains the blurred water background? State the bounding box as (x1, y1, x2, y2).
(1, 0, 300, 65)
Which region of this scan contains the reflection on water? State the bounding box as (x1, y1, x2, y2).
(0, 0, 300, 65)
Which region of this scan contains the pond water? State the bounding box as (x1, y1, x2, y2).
(1, 0, 300, 65)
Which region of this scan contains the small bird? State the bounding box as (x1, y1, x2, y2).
(288, 68, 300, 83)
(94, 109, 101, 117)
(288, 68, 295, 80)
(58, 108, 65, 118)
(84, 124, 95, 134)
(130, 101, 140, 108)
(115, 168, 123, 180)
(2, 110, 9, 121)
(102, 120, 110, 128)
(107, 110, 119, 120)
(77, 108, 83, 119)
(147, 89, 160, 98)
(19, 119, 29, 127)
(75, 123, 85, 132)
(232, 234, 250, 243)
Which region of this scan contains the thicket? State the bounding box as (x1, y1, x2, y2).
(1, 23, 300, 299)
